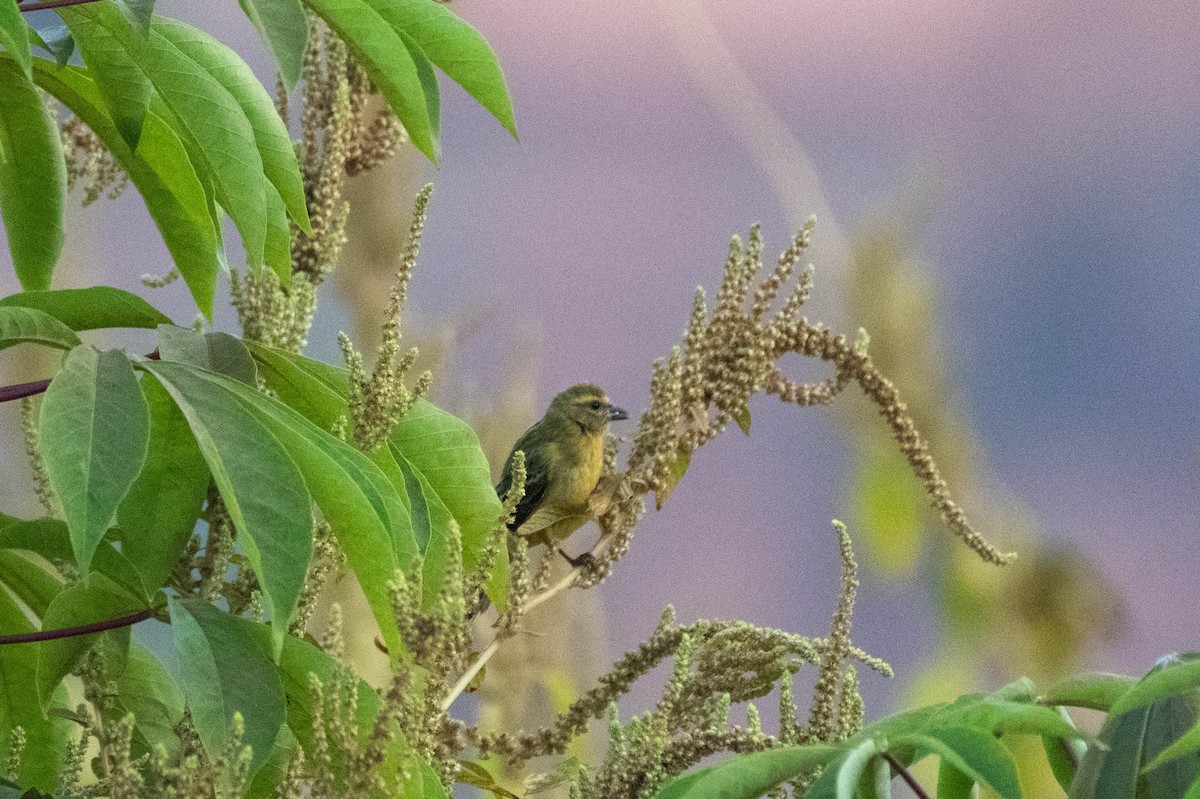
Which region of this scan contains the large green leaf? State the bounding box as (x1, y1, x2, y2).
(152, 18, 310, 236)
(108, 643, 184, 761)
(0, 590, 70, 791)
(35, 571, 146, 712)
(0, 306, 80, 351)
(900, 728, 1022, 799)
(58, 2, 152, 148)
(834, 738, 878, 799)
(1042, 671, 1139, 712)
(140, 363, 313, 652)
(0, 287, 172, 331)
(157, 325, 258, 384)
(57, 1, 152, 146)
(0, 512, 148, 601)
(392, 400, 507, 606)
(653, 745, 844, 799)
(238, 0, 308, 90)
(0, 0, 30, 77)
(63, 4, 271, 267)
(303, 0, 437, 160)
(116, 373, 209, 593)
(363, 0, 515, 137)
(32, 58, 222, 316)
(144, 360, 415, 656)
(38, 346, 150, 573)
(0, 549, 64, 617)
(168, 598, 285, 779)
(0, 58, 65, 291)
(1110, 654, 1200, 715)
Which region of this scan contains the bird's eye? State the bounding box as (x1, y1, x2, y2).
(590, 400, 602, 410)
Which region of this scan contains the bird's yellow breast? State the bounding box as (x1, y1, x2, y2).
(544, 428, 605, 513)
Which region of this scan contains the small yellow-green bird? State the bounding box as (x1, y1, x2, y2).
(496, 384, 628, 563)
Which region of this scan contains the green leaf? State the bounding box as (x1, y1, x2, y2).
(238, 0, 308, 91)
(0, 549, 65, 617)
(398, 28, 439, 146)
(364, 0, 515, 136)
(0, 307, 80, 351)
(835, 738, 878, 799)
(117, 373, 209, 593)
(931, 697, 1090, 743)
(0, 58, 65, 291)
(138, 28, 270, 268)
(732, 405, 751, 435)
(62, 4, 272, 267)
(0, 590, 70, 790)
(152, 18, 310, 235)
(391, 399, 508, 608)
(937, 757, 976, 799)
(1111, 654, 1200, 715)
(32, 59, 222, 316)
(247, 725, 299, 799)
(38, 347, 150, 573)
(652, 744, 843, 799)
(1043, 707, 1085, 793)
(35, 571, 146, 712)
(0, 513, 147, 601)
(168, 598, 285, 779)
(117, 0, 155, 34)
(303, 0, 437, 160)
(1069, 702, 1151, 799)
(144, 360, 415, 657)
(58, 2, 153, 148)
(29, 23, 74, 66)
(142, 361, 313, 652)
(157, 325, 258, 384)
(1145, 715, 1200, 774)
(1042, 671, 1138, 712)
(108, 643, 184, 761)
(0, 287, 172, 331)
(901, 728, 1022, 799)
(0, 0, 31, 78)
(456, 760, 522, 799)
(655, 444, 690, 510)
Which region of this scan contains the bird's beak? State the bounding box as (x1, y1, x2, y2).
(607, 404, 629, 422)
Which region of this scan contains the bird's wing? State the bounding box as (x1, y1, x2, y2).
(496, 432, 549, 532)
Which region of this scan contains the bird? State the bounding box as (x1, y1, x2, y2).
(495, 384, 628, 565)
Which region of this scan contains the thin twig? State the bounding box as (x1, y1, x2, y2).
(882, 752, 931, 799)
(0, 607, 156, 644)
(19, 0, 105, 11)
(442, 555, 590, 711)
(0, 377, 51, 404)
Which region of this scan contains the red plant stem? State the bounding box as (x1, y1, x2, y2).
(0, 350, 159, 404)
(0, 607, 156, 644)
(19, 0, 105, 11)
(883, 753, 931, 799)
(0, 377, 51, 404)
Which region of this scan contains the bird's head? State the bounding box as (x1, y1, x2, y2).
(550, 383, 629, 435)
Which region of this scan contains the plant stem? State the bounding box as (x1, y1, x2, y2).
(882, 753, 931, 799)
(0, 377, 51, 404)
(441, 558, 587, 711)
(19, 0, 105, 11)
(0, 607, 156, 644)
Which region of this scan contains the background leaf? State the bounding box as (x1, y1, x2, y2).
(0, 590, 70, 790)
(168, 598, 285, 778)
(652, 744, 843, 799)
(0, 0, 31, 77)
(38, 347, 150, 573)
(117, 373, 210, 593)
(238, 0, 308, 90)
(0, 307, 80, 351)
(152, 18, 309, 234)
(157, 325, 258, 384)
(32, 59, 223, 316)
(304, 0, 437, 160)
(0, 57, 65, 291)
(35, 572, 146, 713)
(59, 3, 153, 148)
(143, 360, 312, 651)
(0, 287, 172, 331)
(364, 0, 515, 136)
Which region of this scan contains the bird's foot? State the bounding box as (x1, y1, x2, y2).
(558, 547, 595, 569)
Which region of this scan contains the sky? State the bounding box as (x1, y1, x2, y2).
(1, 0, 1197, 717)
